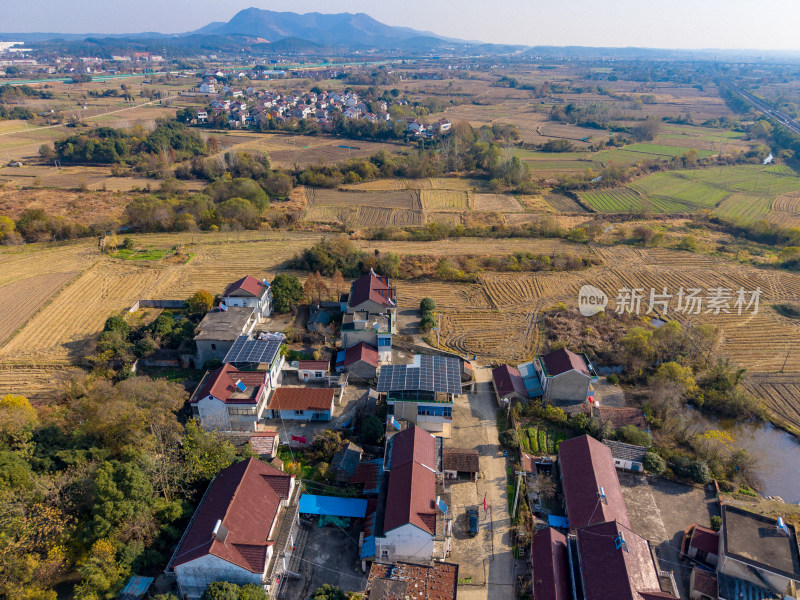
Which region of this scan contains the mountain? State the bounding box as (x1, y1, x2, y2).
(191, 8, 467, 47)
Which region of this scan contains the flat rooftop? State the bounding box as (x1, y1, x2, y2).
(194, 307, 253, 341)
(722, 504, 800, 578)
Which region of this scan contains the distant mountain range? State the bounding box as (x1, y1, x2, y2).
(0, 8, 480, 51)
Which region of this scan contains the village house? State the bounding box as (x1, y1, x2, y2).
(335, 341, 379, 381)
(602, 439, 647, 472)
(534, 348, 598, 403)
(192, 307, 258, 368)
(682, 524, 720, 568)
(342, 270, 397, 361)
(363, 561, 458, 600)
(442, 448, 479, 481)
(220, 275, 272, 320)
(372, 426, 451, 563)
(223, 334, 284, 377)
(491, 364, 528, 405)
(297, 360, 330, 382)
(167, 459, 299, 599)
(189, 363, 270, 431)
(530, 527, 571, 600)
(266, 387, 336, 421)
(557, 434, 630, 531)
(248, 431, 279, 459)
(576, 520, 676, 600)
(377, 355, 463, 438)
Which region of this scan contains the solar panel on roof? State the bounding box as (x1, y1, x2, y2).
(376, 355, 461, 394)
(224, 335, 281, 365)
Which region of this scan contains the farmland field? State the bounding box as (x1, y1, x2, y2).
(578, 188, 650, 213)
(0, 271, 80, 345)
(420, 190, 469, 211)
(305, 188, 418, 209)
(543, 193, 587, 212)
(767, 192, 800, 227)
(471, 193, 524, 212)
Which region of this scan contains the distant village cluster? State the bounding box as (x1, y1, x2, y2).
(192, 73, 452, 134)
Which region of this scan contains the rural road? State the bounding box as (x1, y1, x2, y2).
(453, 366, 515, 600)
(723, 81, 800, 136)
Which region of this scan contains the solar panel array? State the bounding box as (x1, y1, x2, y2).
(224, 335, 281, 365)
(377, 355, 461, 395)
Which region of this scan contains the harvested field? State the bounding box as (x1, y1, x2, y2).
(543, 193, 587, 212)
(766, 192, 800, 228)
(744, 374, 800, 434)
(305, 188, 418, 210)
(472, 193, 524, 212)
(0, 188, 133, 225)
(0, 243, 95, 287)
(0, 271, 80, 344)
(398, 281, 493, 310)
(420, 190, 469, 211)
(340, 179, 407, 191)
(0, 365, 81, 402)
(437, 310, 540, 362)
(0, 261, 166, 363)
(515, 195, 557, 212)
(424, 211, 463, 226)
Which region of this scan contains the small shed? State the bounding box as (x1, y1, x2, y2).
(299, 494, 368, 519)
(442, 448, 480, 481)
(331, 442, 363, 483)
(602, 439, 646, 472)
(118, 576, 154, 600)
(248, 431, 279, 459)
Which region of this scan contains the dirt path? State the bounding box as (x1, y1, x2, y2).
(451, 366, 515, 600)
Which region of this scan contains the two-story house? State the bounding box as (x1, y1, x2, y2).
(376, 355, 462, 438)
(220, 275, 272, 320)
(189, 363, 270, 431)
(343, 270, 396, 362)
(167, 459, 299, 599)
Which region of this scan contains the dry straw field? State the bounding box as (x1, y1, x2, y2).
(1, 232, 799, 432)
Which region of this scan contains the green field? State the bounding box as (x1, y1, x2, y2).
(579, 165, 800, 222)
(578, 188, 651, 212)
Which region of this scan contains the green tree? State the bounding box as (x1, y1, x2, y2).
(103, 315, 130, 337)
(0, 394, 38, 447)
(187, 290, 214, 315)
(310, 584, 347, 600)
(616, 424, 651, 447)
(643, 452, 667, 475)
(182, 420, 236, 483)
(419, 297, 436, 312)
(271, 274, 303, 313)
(73, 539, 126, 600)
(360, 416, 384, 445)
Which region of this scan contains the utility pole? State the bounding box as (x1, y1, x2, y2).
(511, 470, 523, 519)
(436, 313, 441, 347)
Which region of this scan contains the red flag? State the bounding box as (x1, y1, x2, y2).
(483, 495, 487, 512)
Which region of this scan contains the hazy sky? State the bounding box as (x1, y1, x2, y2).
(4, 0, 800, 50)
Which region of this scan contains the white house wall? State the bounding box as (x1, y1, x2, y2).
(376, 523, 434, 563)
(175, 553, 266, 599)
(197, 396, 230, 431)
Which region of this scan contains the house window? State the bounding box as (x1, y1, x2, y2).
(315, 372, 323, 378)
(381, 550, 389, 558)
(294, 410, 305, 416)
(417, 406, 452, 418)
(211, 344, 216, 350)
(378, 337, 391, 347)
(228, 406, 256, 416)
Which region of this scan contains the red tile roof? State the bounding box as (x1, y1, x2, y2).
(349, 270, 395, 309)
(223, 275, 269, 299)
(249, 432, 278, 456)
(384, 426, 438, 535)
(171, 459, 293, 573)
(531, 527, 571, 600)
(442, 448, 479, 473)
(543, 348, 591, 377)
(689, 525, 720, 556)
(576, 521, 664, 600)
(343, 342, 379, 367)
(192, 363, 267, 405)
(390, 425, 436, 471)
(384, 461, 437, 534)
(366, 561, 458, 600)
(492, 365, 528, 398)
(558, 435, 630, 530)
(691, 568, 717, 598)
(267, 388, 335, 411)
(298, 360, 329, 371)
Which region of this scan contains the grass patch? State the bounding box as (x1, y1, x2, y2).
(112, 248, 167, 261)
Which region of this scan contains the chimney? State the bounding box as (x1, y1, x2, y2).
(212, 519, 229, 543)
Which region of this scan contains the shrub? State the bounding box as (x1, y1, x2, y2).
(617, 424, 652, 448)
(360, 415, 384, 445)
(500, 428, 519, 450)
(643, 452, 667, 475)
(420, 313, 435, 331)
(710, 516, 722, 531)
(672, 455, 711, 484)
(420, 297, 436, 312)
(606, 373, 619, 384)
(103, 314, 129, 337)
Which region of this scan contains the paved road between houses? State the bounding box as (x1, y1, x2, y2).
(452, 366, 515, 600)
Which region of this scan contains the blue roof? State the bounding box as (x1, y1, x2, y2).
(361, 535, 376, 559)
(298, 494, 368, 518)
(517, 361, 544, 397)
(548, 515, 570, 529)
(119, 576, 154, 600)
